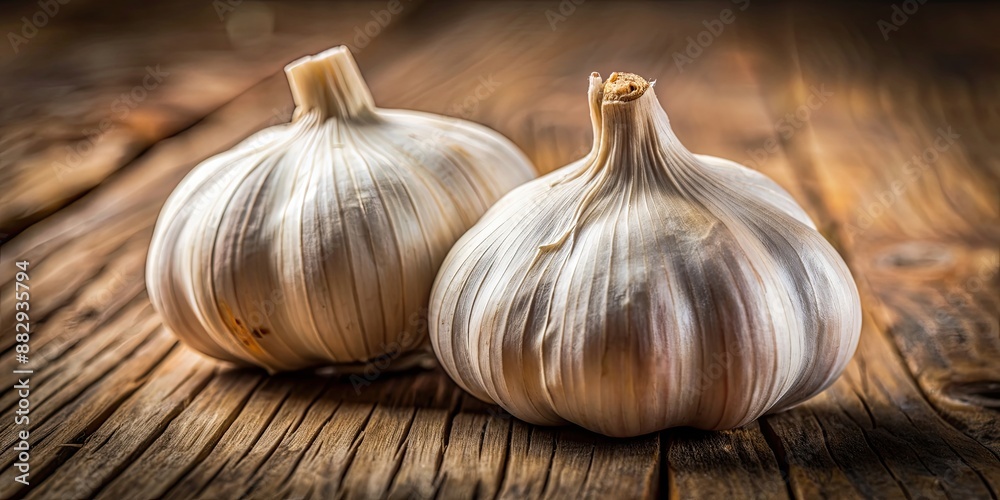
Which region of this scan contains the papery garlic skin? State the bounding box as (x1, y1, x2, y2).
(146, 47, 535, 373)
(429, 72, 861, 437)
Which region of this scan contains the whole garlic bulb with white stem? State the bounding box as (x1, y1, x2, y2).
(146, 47, 535, 373)
(429, 72, 861, 437)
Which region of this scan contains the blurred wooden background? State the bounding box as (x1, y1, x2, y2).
(0, 0, 998, 498)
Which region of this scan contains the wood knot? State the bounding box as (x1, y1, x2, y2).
(78, 308, 99, 320)
(873, 241, 954, 275)
(945, 380, 1000, 409)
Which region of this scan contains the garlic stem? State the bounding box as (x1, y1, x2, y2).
(543, 72, 697, 251)
(285, 46, 377, 121)
(594, 72, 698, 176)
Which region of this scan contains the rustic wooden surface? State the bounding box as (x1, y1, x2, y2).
(1, 1, 998, 498)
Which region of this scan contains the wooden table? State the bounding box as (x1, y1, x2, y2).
(1, 1, 997, 498)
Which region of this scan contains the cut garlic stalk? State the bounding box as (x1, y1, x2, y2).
(429, 72, 861, 437)
(146, 46, 536, 373)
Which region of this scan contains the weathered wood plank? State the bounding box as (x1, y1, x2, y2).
(1, 2, 997, 499)
(166, 376, 331, 499)
(339, 374, 459, 498)
(550, 429, 659, 498)
(0, 0, 425, 236)
(668, 423, 788, 500)
(1, 1, 672, 497)
(495, 423, 556, 499)
(238, 385, 354, 499)
(736, 4, 1000, 498)
(384, 409, 450, 499)
(758, 411, 874, 499)
(0, 297, 157, 426)
(25, 343, 223, 499)
(0, 223, 152, 359)
(434, 408, 511, 498)
(94, 368, 262, 499)
(0, 329, 178, 498)
(0, 231, 151, 401)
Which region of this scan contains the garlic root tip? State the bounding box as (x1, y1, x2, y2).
(602, 72, 650, 102)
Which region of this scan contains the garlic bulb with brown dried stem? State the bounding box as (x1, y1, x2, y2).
(429, 72, 861, 437)
(146, 47, 535, 373)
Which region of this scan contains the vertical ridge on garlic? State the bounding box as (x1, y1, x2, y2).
(429, 72, 861, 437)
(146, 46, 536, 373)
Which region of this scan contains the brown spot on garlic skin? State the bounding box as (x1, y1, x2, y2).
(218, 301, 266, 356)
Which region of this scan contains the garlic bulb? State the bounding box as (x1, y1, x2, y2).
(146, 47, 535, 373)
(429, 72, 861, 437)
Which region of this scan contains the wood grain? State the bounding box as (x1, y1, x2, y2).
(0, 1, 997, 499)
